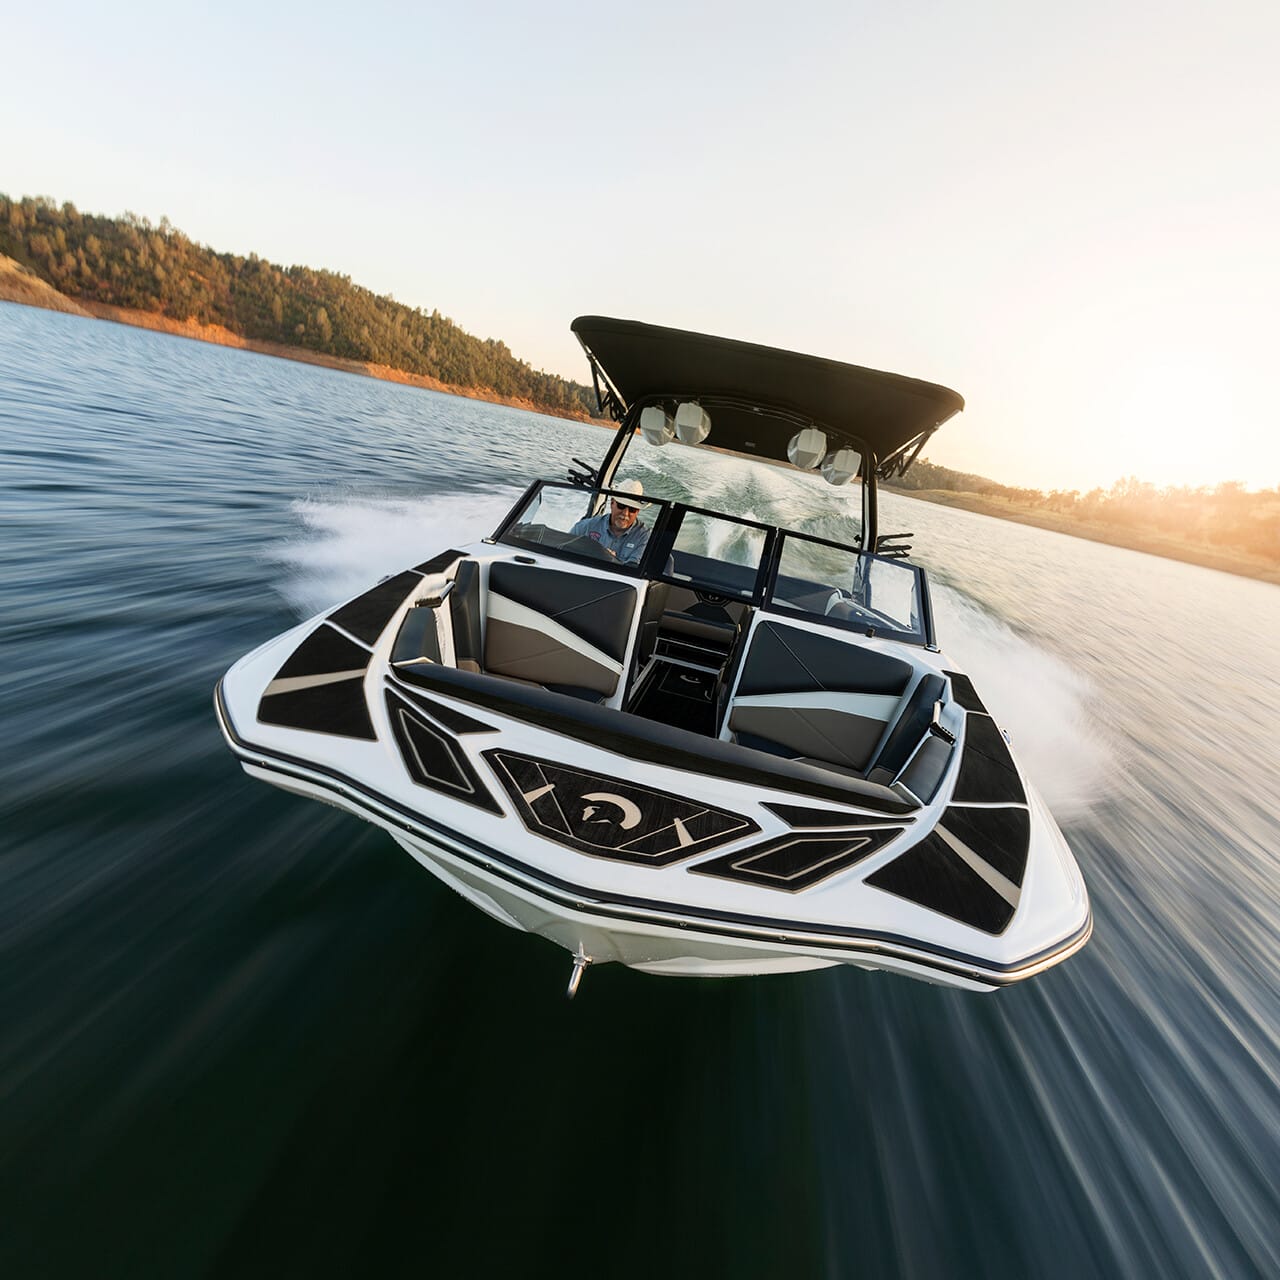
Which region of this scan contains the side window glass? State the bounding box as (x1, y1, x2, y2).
(856, 557, 919, 634)
(771, 536, 926, 643)
(773, 538, 860, 613)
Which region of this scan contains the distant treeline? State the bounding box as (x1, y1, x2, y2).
(0, 194, 596, 417)
(892, 459, 1280, 563)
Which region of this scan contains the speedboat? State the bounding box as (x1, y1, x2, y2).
(215, 317, 1091, 994)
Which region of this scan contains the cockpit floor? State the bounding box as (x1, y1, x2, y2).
(628, 664, 718, 738)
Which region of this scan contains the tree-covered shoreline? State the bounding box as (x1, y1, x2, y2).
(889, 459, 1279, 567)
(0, 194, 597, 418)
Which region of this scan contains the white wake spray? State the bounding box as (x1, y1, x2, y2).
(930, 582, 1114, 816)
(270, 489, 524, 615)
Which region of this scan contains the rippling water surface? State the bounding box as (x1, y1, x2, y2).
(2, 302, 1278, 1278)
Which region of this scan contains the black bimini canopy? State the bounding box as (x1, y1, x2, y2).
(572, 316, 964, 475)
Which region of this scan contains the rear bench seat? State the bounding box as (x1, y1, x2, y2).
(723, 620, 953, 800)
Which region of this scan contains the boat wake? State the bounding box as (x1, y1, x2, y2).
(931, 582, 1114, 817)
(270, 490, 525, 616)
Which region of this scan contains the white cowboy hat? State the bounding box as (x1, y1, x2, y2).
(610, 479, 646, 509)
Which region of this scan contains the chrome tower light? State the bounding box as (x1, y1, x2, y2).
(822, 447, 862, 485)
(639, 405, 675, 446)
(674, 402, 712, 445)
(787, 427, 828, 469)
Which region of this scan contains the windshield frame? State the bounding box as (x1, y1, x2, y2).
(490, 480, 936, 647)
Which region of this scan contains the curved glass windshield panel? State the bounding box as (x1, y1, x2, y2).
(772, 536, 928, 644)
(496, 481, 665, 570)
(667, 509, 770, 600)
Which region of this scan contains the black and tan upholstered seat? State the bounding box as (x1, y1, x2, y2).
(724, 621, 913, 773)
(483, 563, 638, 699)
(865, 672, 950, 801)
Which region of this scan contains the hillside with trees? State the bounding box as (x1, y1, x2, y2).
(889, 459, 1280, 575)
(0, 194, 597, 418)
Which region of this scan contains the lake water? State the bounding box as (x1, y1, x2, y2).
(2, 301, 1278, 1278)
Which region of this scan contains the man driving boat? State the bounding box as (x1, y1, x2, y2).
(570, 479, 650, 564)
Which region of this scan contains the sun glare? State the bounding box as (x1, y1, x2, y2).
(1093, 355, 1257, 491)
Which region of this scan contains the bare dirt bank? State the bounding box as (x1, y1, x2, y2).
(0, 257, 94, 317)
(889, 487, 1280, 586)
(76, 301, 602, 422)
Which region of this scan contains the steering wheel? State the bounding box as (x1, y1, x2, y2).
(556, 533, 616, 561)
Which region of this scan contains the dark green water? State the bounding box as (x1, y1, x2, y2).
(2, 302, 1278, 1278)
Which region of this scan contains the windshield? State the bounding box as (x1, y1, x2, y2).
(772, 533, 930, 644)
(493, 481, 933, 645)
(496, 482, 666, 571)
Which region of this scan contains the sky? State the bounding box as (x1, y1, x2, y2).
(4, 0, 1277, 492)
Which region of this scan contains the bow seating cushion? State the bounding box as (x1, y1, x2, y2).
(867, 672, 948, 783)
(727, 621, 913, 772)
(484, 563, 638, 697)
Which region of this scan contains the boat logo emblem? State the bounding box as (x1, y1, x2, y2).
(484, 750, 758, 865)
(579, 792, 642, 830)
